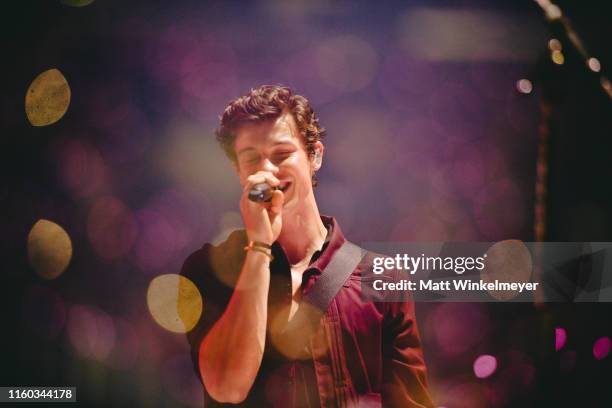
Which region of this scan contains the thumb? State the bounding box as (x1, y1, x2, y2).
(269, 190, 284, 215)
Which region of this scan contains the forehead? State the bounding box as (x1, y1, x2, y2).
(234, 112, 301, 153)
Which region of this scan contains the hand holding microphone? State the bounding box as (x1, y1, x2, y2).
(240, 171, 285, 245)
(248, 183, 279, 203)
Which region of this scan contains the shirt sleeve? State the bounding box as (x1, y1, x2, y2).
(381, 297, 435, 408)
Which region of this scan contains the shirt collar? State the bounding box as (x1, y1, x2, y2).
(269, 215, 346, 274)
(307, 215, 346, 273)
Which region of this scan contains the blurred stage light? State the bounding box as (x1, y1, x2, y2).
(156, 121, 236, 195)
(131, 209, 179, 272)
(56, 139, 108, 198)
(27, 219, 72, 279)
(398, 8, 542, 62)
(67, 305, 116, 361)
(315, 35, 378, 92)
(547, 38, 562, 51)
(426, 303, 489, 355)
(147, 188, 211, 252)
(268, 302, 327, 360)
(587, 57, 601, 73)
(87, 196, 138, 260)
(443, 382, 487, 408)
(105, 318, 140, 371)
(211, 211, 243, 246)
(555, 327, 567, 351)
(544, 4, 562, 20)
(593, 337, 611, 360)
(146, 274, 203, 334)
(481, 240, 532, 301)
(600, 78, 612, 98)
(516, 79, 533, 94)
(25, 68, 71, 127)
(551, 50, 565, 65)
(473, 354, 497, 379)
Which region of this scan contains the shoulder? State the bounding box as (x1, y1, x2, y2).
(350, 249, 397, 281)
(180, 229, 248, 286)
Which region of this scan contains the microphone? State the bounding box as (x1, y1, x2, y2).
(248, 183, 277, 202)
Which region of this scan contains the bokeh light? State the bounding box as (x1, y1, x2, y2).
(593, 337, 611, 360)
(548, 38, 562, 51)
(587, 57, 601, 73)
(105, 318, 140, 371)
(398, 8, 542, 62)
(555, 327, 567, 351)
(426, 303, 489, 355)
(131, 209, 181, 272)
(551, 50, 565, 65)
(315, 35, 378, 93)
(27, 219, 72, 279)
(268, 302, 327, 360)
(146, 188, 212, 253)
(325, 106, 393, 182)
(96, 103, 152, 165)
(67, 304, 116, 361)
(156, 121, 237, 196)
(25, 68, 71, 126)
(516, 78, 533, 94)
(87, 196, 138, 260)
(55, 138, 108, 198)
(544, 4, 562, 20)
(481, 240, 532, 300)
(441, 382, 488, 408)
(211, 211, 243, 245)
(473, 354, 497, 378)
(146, 274, 203, 334)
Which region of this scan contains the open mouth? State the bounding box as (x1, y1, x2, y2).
(277, 182, 291, 192)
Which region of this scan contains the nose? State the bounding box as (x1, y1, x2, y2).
(261, 157, 279, 174)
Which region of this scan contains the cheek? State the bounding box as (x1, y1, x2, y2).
(237, 168, 250, 186)
(285, 155, 312, 176)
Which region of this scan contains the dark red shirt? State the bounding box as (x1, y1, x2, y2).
(180, 216, 434, 407)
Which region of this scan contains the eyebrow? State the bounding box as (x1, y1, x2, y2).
(236, 138, 296, 157)
(237, 147, 256, 157)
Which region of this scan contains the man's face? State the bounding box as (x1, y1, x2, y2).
(233, 112, 323, 211)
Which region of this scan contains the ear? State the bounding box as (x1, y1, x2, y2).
(310, 142, 324, 172)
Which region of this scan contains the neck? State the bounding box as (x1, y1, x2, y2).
(277, 200, 327, 267)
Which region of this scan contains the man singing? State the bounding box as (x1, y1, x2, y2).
(181, 85, 433, 407)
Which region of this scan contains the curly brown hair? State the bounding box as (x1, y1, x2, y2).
(215, 85, 326, 172)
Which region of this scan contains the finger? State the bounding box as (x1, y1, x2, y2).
(245, 172, 280, 190)
(269, 190, 284, 215)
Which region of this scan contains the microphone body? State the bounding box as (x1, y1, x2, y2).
(248, 183, 278, 202)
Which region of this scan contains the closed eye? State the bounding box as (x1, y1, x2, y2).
(241, 156, 260, 166)
(272, 151, 293, 162)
